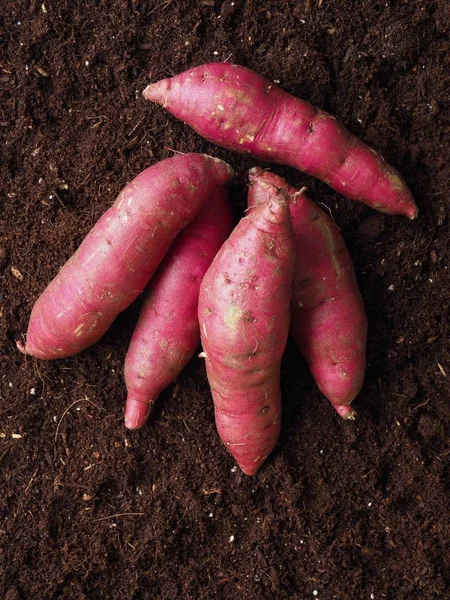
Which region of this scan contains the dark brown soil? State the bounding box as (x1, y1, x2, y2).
(1, 1, 449, 598)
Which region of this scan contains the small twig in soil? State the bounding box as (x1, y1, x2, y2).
(127, 116, 145, 138)
(163, 146, 186, 155)
(96, 512, 144, 521)
(24, 467, 39, 494)
(437, 362, 447, 377)
(148, 0, 172, 16)
(54, 397, 104, 443)
(412, 399, 430, 411)
(86, 114, 108, 122)
(16, 266, 37, 284)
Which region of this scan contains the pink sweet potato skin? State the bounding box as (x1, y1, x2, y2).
(124, 188, 234, 429)
(198, 193, 296, 476)
(248, 168, 367, 417)
(144, 62, 417, 219)
(17, 154, 233, 360)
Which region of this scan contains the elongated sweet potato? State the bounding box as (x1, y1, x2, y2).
(248, 168, 367, 418)
(124, 187, 234, 429)
(144, 62, 417, 218)
(17, 154, 233, 359)
(198, 189, 296, 476)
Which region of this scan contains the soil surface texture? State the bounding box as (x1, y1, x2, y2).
(1, 1, 449, 599)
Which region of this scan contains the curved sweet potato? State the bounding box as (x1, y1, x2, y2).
(18, 154, 233, 359)
(248, 168, 367, 418)
(144, 62, 417, 218)
(198, 189, 296, 475)
(124, 187, 234, 429)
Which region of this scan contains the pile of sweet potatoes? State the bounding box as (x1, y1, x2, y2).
(18, 63, 417, 476)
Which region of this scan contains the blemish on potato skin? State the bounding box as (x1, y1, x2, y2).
(243, 312, 258, 324)
(387, 170, 405, 192)
(272, 265, 282, 276)
(115, 192, 126, 210)
(247, 366, 265, 375)
(73, 323, 85, 336)
(321, 295, 338, 305)
(268, 412, 279, 425)
(296, 277, 311, 288)
(224, 305, 243, 330)
(316, 219, 341, 280)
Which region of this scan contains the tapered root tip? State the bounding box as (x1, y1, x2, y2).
(235, 457, 267, 476)
(400, 191, 418, 219)
(124, 396, 153, 429)
(248, 167, 265, 180)
(333, 403, 357, 420)
(16, 339, 29, 355)
(142, 81, 168, 104)
(343, 409, 357, 421)
(205, 155, 235, 179)
(239, 464, 259, 477)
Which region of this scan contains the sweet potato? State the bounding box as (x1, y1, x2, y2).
(124, 187, 234, 429)
(248, 168, 367, 418)
(198, 189, 296, 476)
(17, 154, 233, 360)
(144, 62, 417, 219)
